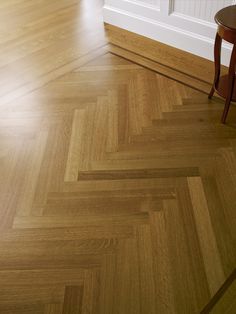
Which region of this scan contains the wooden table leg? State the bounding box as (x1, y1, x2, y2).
(209, 33, 222, 99)
(221, 44, 236, 123)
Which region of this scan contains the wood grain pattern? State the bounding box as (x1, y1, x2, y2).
(0, 0, 235, 313)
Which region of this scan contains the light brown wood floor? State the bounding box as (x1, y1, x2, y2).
(0, 1, 235, 313)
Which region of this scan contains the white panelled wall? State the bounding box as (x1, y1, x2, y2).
(103, 0, 236, 65)
(174, 0, 232, 21)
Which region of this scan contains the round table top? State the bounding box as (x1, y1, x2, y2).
(215, 5, 236, 31)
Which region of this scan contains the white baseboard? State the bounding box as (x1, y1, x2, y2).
(103, 5, 232, 66)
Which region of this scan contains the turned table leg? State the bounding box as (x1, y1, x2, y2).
(221, 44, 236, 123)
(209, 33, 222, 99)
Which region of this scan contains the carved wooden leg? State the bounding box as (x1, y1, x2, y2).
(221, 44, 236, 123)
(208, 86, 215, 99)
(209, 33, 222, 99)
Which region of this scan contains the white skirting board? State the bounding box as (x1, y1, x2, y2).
(103, 4, 232, 66)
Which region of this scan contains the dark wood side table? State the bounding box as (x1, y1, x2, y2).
(209, 5, 236, 123)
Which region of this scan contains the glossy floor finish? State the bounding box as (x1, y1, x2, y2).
(0, 1, 236, 313)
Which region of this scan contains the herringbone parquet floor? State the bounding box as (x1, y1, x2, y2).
(0, 1, 236, 313)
